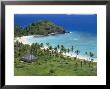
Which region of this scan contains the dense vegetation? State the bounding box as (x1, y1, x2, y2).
(14, 20, 65, 37)
(14, 41, 97, 76)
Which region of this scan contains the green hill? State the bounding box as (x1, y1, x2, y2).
(14, 20, 66, 37)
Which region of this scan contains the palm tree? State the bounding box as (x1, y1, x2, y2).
(67, 48, 70, 54)
(54, 47, 58, 55)
(49, 45, 53, 56)
(75, 50, 80, 59)
(64, 48, 67, 55)
(49, 45, 52, 50)
(88, 52, 94, 69)
(15, 41, 20, 52)
(46, 43, 50, 48)
(31, 43, 36, 55)
(15, 41, 21, 57)
(40, 43, 43, 48)
(59, 50, 63, 58)
(53, 47, 57, 58)
(71, 46, 74, 56)
(71, 46, 74, 52)
(89, 52, 94, 62)
(85, 52, 89, 61)
(54, 47, 57, 53)
(46, 48, 49, 55)
(34, 43, 39, 55)
(61, 45, 64, 53)
(57, 44, 60, 49)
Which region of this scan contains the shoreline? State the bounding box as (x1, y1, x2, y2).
(14, 35, 97, 62)
(14, 36, 32, 45)
(41, 45, 97, 62)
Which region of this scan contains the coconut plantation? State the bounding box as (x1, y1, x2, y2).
(14, 14, 97, 76)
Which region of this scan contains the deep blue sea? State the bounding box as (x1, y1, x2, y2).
(14, 14, 97, 60)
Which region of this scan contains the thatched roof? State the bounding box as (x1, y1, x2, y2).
(22, 53, 37, 62)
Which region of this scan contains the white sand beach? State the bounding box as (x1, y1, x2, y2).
(14, 36, 32, 45)
(62, 52, 96, 62)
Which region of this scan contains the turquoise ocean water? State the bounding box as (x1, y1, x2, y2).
(27, 31, 97, 61)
